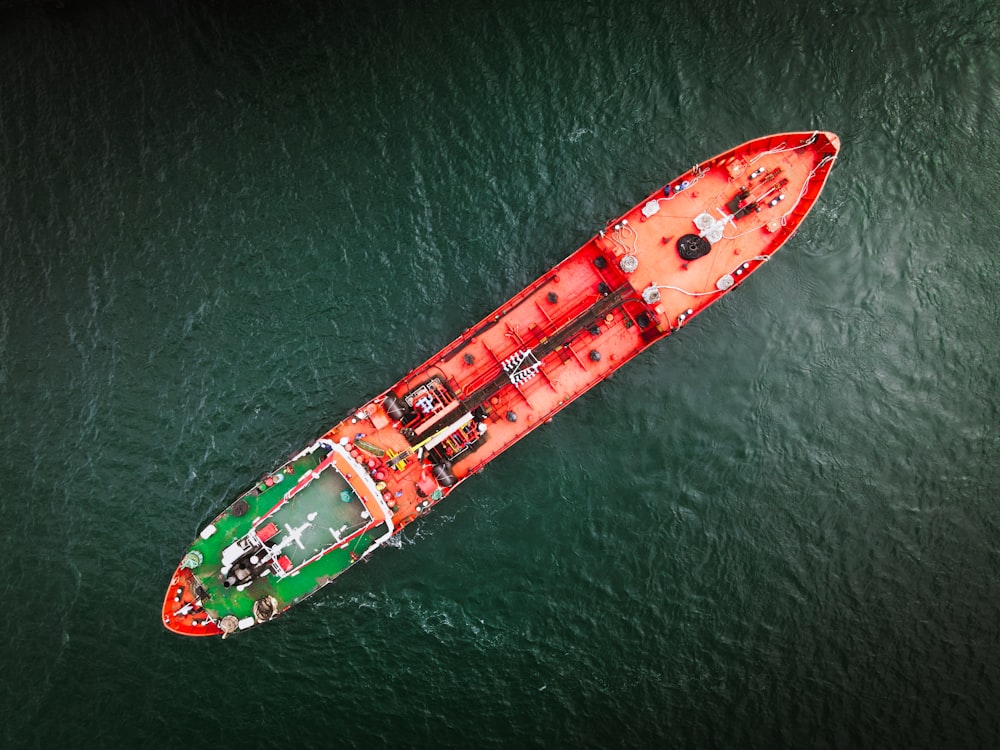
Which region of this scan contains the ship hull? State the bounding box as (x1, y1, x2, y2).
(164, 131, 840, 636)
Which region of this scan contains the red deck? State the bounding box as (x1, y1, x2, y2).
(161, 567, 224, 636)
(322, 131, 840, 534)
(164, 132, 839, 636)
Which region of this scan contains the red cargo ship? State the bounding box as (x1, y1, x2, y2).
(163, 131, 839, 636)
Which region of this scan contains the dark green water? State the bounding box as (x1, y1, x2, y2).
(2, 1, 999, 747)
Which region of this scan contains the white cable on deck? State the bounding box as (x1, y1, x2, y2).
(748, 132, 818, 164)
(649, 256, 770, 298)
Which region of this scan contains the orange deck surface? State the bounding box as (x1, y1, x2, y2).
(165, 132, 838, 636)
(324, 131, 840, 533)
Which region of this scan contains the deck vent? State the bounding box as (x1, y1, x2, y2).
(619, 254, 638, 273)
(642, 285, 661, 304)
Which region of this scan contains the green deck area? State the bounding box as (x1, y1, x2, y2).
(184, 446, 379, 622)
(267, 468, 369, 564)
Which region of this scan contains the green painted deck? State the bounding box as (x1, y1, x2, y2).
(267, 468, 368, 565)
(185, 448, 377, 621)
